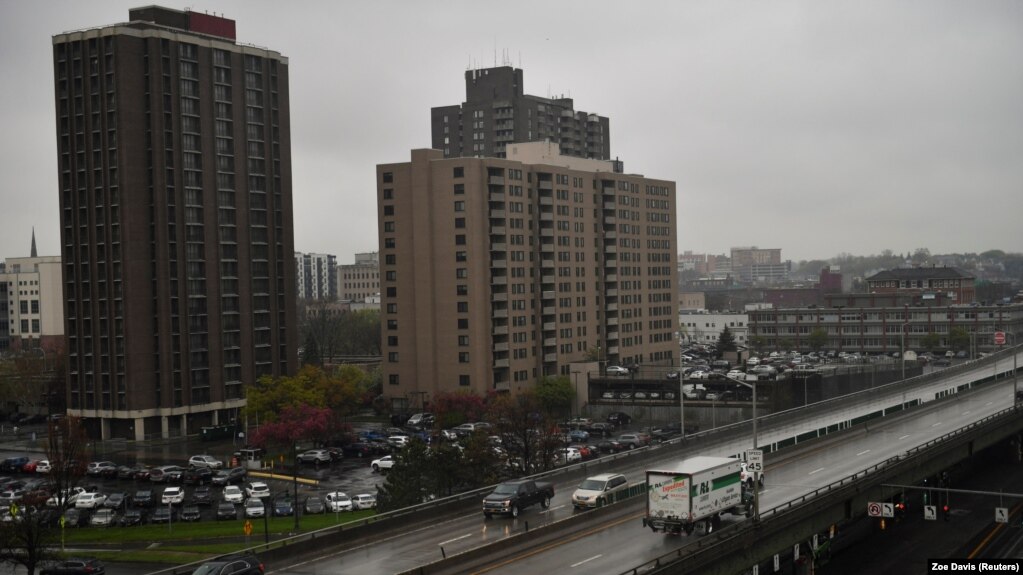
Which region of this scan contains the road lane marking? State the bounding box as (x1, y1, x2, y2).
(963, 411, 970, 416)
(899, 435, 910, 440)
(932, 422, 942, 427)
(542, 505, 566, 513)
(439, 534, 472, 546)
(808, 467, 825, 475)
(571, 555, 602, 568)
(856, 450, 871, 456)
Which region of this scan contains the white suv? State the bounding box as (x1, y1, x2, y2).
(188, 455, 223, 469)
(741, 462, 765, 488)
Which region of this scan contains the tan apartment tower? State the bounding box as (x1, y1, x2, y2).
(377, 142, 677, 407)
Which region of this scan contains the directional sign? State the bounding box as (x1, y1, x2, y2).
(746, 449, 764, 473)
(812, 534, 819, 551)
(994, 332, 1006, 346)
(774, 554, 780, 572)
(793, 543, 800, 561)
(243, 520, 253, 536)
(924, 505, 937, 520)
(867, 502, 883, 517)
(882, 502, 894, 518)
(996, 507, 1009, 524)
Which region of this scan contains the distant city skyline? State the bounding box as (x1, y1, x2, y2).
(2, 1, 1022, 262)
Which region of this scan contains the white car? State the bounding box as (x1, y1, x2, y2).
(387, 435, 409, 449)
(371, 456, 394, 472)
(35, 460, 52, 474)
(606, 365, 629, 376)
(741, 462, 766, 488)
(75, 492, 107, 509)
(325, 491, 352, 512)
(572, 473, 629, 509)
(245, 482, 270, 499)
(223, 485, 244, 504)
(161, 486, 185, 505)
(560, 447, 582, 464)
(244, 497, 266, 518)
(46, 487, 85, 508)
(188, 455, 224, 469)
(297, 450, 332, 464)
(352, 493, 377, 510)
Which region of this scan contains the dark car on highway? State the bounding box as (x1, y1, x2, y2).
(40, 557, 106, 575)
(192, 552, 263, 575)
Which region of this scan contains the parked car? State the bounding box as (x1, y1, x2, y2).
(133, 489, 154, 508)
(179, 504, 202, 522)
(304, 496, 326, 515)
(606, 365, 629, 376)
(119, 507, 146, 527)
(560, 447, 582, 464)
(191, 485, 214, 506)
(216, 501, 238, 520)
(0, 457, 29, 473)
(324, 491, 352, 512)
(572, 473, 629, 509)
(371, 456, 394, 472)
(406, 412, 435, 428)
(352, 493, 376, 510)
(89, 508, 117, 527)
(149, 465, 186, 483)
(588, 423, 615, 437)
(188, 455, 224, 470)
(244, 482, 270, 499)
(61, 508, 88, 528)
(132, 466, 153, 482)
(103, 492, 128, 510)
(86, 461, 117, 477)
(567, 429, 589, 442)
(74, 492, 107, 509)
(616, 433, 648, 449)
(297, 450, 332, 465)
(40, 558, 106, 575)
(150, 507, 175, 524)
(244, 498, 266, 518)
(212, 467, 247, 486)
(47, 487, 85, 508)
(272, 498, 294, 517)
(222, 486, 244, 504)
(191, 552, 264, 575)
(161, 486, 185, 506)
(183, 467, 214, 485)
(341, 443, 373, 458)
(606, 412, 632, 427)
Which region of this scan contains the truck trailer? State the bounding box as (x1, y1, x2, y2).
(643, 456, 750, 535)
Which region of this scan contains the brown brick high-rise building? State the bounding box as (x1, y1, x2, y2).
(53, 7, 296, 439)
(377, 142, 676, 406)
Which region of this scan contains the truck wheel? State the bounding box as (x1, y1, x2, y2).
(484, 512, 492, 519)
(684, 523, 694, 535)
(511, 505, 520, 518)
(541, 496, 550, 509)
(712, 515, 722, 531)
(705, 518, 714, 535)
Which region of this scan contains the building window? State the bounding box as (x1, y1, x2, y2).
(387, 336, 398, 346)
(459, 375, 470, 387)
(383, 206, 394, 216)
(384, 238, 395, 248)
(456, 284, 467, 296)
(387, 319, 397, 330)
(454, 201, 465, 212)
(458, 352, 469, 363)
(382, 172, 393, 183)
(383, 188, 393, 199)
(453, 167, 464, 178)
(388, 374, 399, 385)
(456, 251, 467, 262)
(385, 254, 396, 265)
(455, 234, 466, 245)
(458, 318, 468, 329)
(457, 302, 468, 313)
(383, 221, 394, 232)
(454, 183, 465, 195)
(386, 303, 397, 313)
(388, 352, 398, 362)
(458, 335, 469, 346)
(386, 287, 396, 297)
(456, 268, 467, 279)
(385, 271, 396, 281)
(455, 218, 465, 228)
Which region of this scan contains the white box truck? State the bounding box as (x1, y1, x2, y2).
(642, 456, 750, 535)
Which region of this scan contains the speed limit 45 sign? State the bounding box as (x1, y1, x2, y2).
(745, 449, 763, 473)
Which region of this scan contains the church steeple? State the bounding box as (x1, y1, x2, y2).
(31, 227, 37, 258)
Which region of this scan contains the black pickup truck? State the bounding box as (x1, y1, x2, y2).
(483, 479, 555, 519)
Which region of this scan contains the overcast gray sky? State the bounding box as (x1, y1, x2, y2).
(2, 1, 1021, 264)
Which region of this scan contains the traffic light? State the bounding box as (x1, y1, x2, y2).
(943, 504, 951, 521)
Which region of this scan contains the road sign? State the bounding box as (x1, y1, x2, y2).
(746, 449, 764, 473)
(774, 554, 780, 572)
(867, 502, 882, 517)
(882, 502, 894, 518)
(996, 507, 1009, 524)
(812, 534, 819, 551)
(994, 332, 1006, 345)
(8, 503, 17, 517)
(924, 505, 937, 520)
(243, 520, 253, 536)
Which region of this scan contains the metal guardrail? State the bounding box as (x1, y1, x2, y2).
(616, 398, 1023, 574)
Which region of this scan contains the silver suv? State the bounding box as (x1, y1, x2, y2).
(572, 473, 629, 509)
(188, 455, 224, 469)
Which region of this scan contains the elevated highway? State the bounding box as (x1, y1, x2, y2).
(159, 347, 1020, 575)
